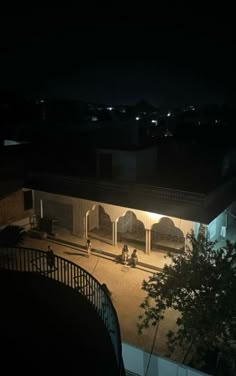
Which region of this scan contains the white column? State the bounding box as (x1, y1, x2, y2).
(112, 221, 118, 246)
(145, 229, 151, 255)
(85, 213, 88, 240)
(40, 199, 43, 219)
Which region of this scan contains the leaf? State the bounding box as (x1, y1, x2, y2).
(137, 230, 236, 367)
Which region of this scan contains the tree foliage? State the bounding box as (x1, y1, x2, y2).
(138, 231, 236, 368)
(0, 225, 26, 247)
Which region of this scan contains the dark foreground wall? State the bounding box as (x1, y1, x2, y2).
(0, 271, 118, 376)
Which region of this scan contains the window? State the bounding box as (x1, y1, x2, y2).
(24, 190, 33, 210)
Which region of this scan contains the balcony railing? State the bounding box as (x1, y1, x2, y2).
(0, 246, 124, 375)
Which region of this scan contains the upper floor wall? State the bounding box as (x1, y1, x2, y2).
(0, 189, 33, 227)
(96, 147, 157, 182)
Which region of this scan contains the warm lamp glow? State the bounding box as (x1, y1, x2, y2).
(148, 212, 163, 221)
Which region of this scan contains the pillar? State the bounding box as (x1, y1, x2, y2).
(40, 199, 43, 219)
(112, 221, 117, 246)
(145, 229, 151, 255)
(85, 213, 88, 240)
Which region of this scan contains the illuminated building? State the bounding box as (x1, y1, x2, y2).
(0, 144, 231, 255)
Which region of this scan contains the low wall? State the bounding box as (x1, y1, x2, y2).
(122, 343, 209, 376)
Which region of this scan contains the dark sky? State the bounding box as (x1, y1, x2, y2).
(0, 7, 234, 106)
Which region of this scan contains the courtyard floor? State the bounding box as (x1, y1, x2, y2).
(22, 232, 184, 362)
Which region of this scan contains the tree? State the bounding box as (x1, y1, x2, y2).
(138, 231, 236, 372)
(0, 225, 26, 247)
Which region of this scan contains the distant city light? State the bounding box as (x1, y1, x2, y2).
(215, 119, 218, 124)
(164, 129, 173, 137)
(4, 140, 27, 146)
(136, 117, 140, 121)
(91, 116, 98, 122)
(167, 112, 171, 117)
(107, 107, 113, 111)
(151, 120, 158, 126)
(40, 99, 45, 103)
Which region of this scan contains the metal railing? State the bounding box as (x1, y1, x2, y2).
(0, 246, 124, 375)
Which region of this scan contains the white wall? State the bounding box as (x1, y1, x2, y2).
(207, 211, 226, 241)
(33, 191, 195, 239)
(194, 222, 200, 237)
(122, 342, 209, 376)
(96, 147, 158, 182)
(88, 205, 99, 231)
(112, 150, 137, 181)
(12, 217, 31, 230)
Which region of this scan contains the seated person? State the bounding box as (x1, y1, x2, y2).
(121, 244, 129, 265)
(130, 249, 138, 267)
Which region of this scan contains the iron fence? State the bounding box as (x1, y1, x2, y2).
(0, 246, 124, 375)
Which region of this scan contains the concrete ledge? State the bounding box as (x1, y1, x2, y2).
(28, 229, 47, 240)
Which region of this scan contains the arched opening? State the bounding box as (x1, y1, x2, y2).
(88, 205, 112, 244)
(151, 217, 185, 253)
(117, 211, 145, 251)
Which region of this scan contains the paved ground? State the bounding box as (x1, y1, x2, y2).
(22, 233, 183, 361)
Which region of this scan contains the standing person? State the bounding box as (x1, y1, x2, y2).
(86, 239, 92, 257)
(131, 249, 138, 267)
(121, 244, 129, 265)
(46, 245, 55, 270)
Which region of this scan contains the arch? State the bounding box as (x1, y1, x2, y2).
(91, 204, 98, 212)
(151, 217, 185, 253)
(87, 204, 112, 244)
(115, 209, 145, 225)
(117, 210, 145, 252)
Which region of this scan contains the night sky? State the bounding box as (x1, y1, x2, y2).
(0, 7, 234, 106)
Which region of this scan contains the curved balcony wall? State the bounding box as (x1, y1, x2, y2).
(0, 246, 124, 375)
